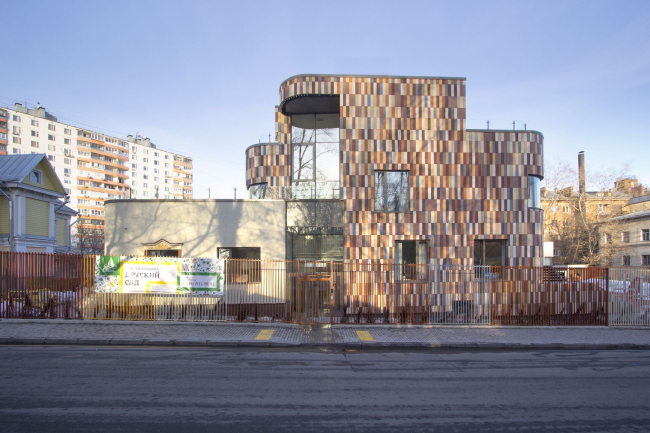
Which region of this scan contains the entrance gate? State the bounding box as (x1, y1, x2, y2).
(294, 261, 336, 325)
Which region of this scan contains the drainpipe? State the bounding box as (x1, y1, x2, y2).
(0, 186, 14, 252)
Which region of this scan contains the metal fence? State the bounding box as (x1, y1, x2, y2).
(0, 252, 648, 326)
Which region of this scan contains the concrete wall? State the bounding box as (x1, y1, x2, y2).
(104, 199, 286, 260)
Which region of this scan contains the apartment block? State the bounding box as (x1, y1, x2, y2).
(3, 102, 192, 233)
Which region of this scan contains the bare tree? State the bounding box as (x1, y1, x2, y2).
(542, 159, 632, 265)
(74, 222, 105, 255)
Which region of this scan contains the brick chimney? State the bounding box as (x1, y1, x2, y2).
(578, 151, 585, 195)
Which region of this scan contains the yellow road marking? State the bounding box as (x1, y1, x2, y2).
(255, 329, 274, 340)
(356, 330, 374, 342)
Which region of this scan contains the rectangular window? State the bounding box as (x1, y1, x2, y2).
(12, 126, 21, 135)
(64, 158, 71, 165)
(642, 229, 649, 242)
(551, 206, 558, 213)
(643, 255, 650, 266)
(474, 240, 507, 267)
(563, 206, 570, 213)
(528, 176, 541, 208)
(154, 160, 158, 165)
(64, 138, 71, 145)
(553, 248, 561, 257)
(48, 124, 55, 131)
(217, 247, 261, 283)
(30, 170, 43, 184)
(48, 155, 55, 162)
(13, 148, 21, 154)
(12, 115, 20, 122)
(48, 144, 56, 151)
(64, 168, 71, 176)
(143, 174, 148, 180)
(31, 141, 39, 148)
(48, 134, 55, 141)
(31, 119, 39, 126)
(623, 256, 631, 266)
(375, 171, 409, 212)
(605, 233, 612, 244)
(394, 240, 428, 280)
(622, 232, 630, 243)
(597, 204, 609, 214)
(12, 137, 21, 144)
(143, 158, 149, 163)
(64, 128, 71, 135)
(31, 130, 39, 137)
(132, 163, 137, 169)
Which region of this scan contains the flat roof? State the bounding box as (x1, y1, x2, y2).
(281, 73, 466, 88)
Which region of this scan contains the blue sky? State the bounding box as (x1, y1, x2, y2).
(2, 0, 649, 197)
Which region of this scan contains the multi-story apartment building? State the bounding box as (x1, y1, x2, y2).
(3, 102, 192, 235)
(0, 107, 7, 155)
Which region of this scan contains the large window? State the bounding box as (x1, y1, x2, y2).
(248, 183, 268, 199)
(395, 240, 428, 280)
(474, 240, 507, 266)
(528, 175, 541, 209)
(291, 114, 339, 199)
(218, 247, 261, 283)
(375, 171, 409, 212)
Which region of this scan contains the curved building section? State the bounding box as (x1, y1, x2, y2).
(246, 74, 545, 266)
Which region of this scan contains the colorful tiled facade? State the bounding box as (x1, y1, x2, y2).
(245, 74, 544, 266)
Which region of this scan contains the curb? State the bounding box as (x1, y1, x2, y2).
(2, 338, 650, 351)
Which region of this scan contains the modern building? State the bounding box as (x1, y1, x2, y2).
(2, 103, 193, 238)
(0, 108, 7, 155)
(106, 74, 545, 268)
(0, 154, 76, 253)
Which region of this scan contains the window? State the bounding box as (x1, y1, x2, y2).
(622, 232, 630, 243)
(553, 248, 561, 257)
(64, 138, 71, 145)
(143, 158, 148, 163)
(143, 166, 148, 171)
(642, 229, 649, 242)
(527, 176, 541, 208)
(165, 155, 168, 159)
(623, 256, 631, 266)
(165, 163, 169, 167)
(597, 204, 609, 214)
(31, 119, 39, 126)
(12, 115, 20, 122)
(48, 134, 55, 141)
(12, 148, 21, 154)
(48, 124, 55, 131)
(48, 155, 55, 162)
(375, 171, 409, 212)
(64, 128, 71, 135)
(12, 137, 21, 144)
(30, 170, 43, 184)
(154, 177, 159, 182)
(64, 158, 71, 165)
(31, 130, 39, 137)
(143, 191, 148, 197)
(563, 206, 570, 213)
(143, 174, 148, 180)
(143, 183, 148, 188)
(154, 168, 159, 174)
(64, 168, 71, 176)
(551, 206, 558, 213)
(154, 160, 158, 165)
(12, 126, 21, 135)
(48, 144, 56, 151)
(474, 240, 507, 267)
(217, 247, 261, 283)
(249, 183, 268, 199)
(643, 255, 650, 266)
(132, 163, 137, 169)
(395, 240, 428, 280)
(605, 233, 612, 244)
(154, 152, 158, 157)
(31, 141, 39, 148)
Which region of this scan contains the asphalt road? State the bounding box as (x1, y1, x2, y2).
(1, 346, 649, 433)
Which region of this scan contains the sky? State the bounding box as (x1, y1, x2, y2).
(1, 0, 649, 198)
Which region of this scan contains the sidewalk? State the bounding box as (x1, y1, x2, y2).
(1, 319, 649, 350)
